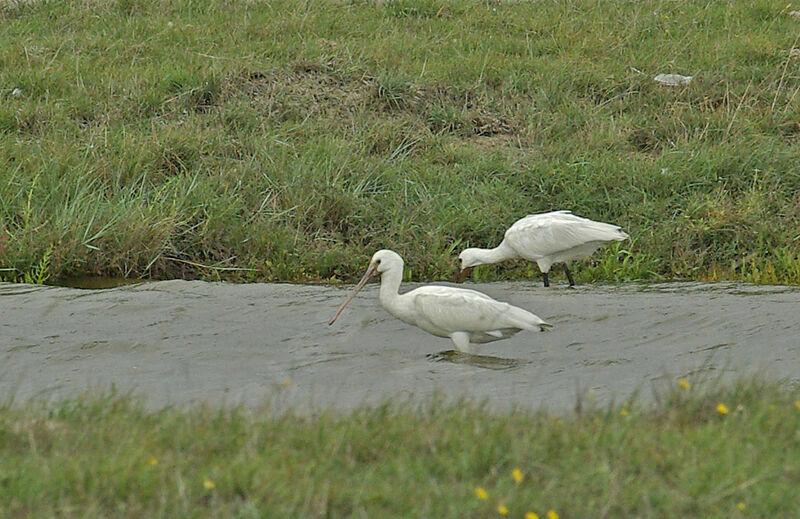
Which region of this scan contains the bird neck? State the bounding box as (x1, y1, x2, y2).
(475, 240, 518, 265)
(378, 265, 404, 310)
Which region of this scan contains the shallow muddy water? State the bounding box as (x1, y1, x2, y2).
(1, 280, 798, 412)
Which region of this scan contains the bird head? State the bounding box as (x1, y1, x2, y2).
(328, 250, 403, 325)
(454, 248, 480, 282)
(369, 249, 403, 275)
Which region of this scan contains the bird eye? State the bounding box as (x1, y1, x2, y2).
(375, 259, 381, 264)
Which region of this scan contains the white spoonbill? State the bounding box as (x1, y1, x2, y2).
(328, 250, 551, 353)
(456, 211, 629, 287)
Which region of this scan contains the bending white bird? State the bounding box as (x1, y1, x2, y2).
(457, 211, 629, 287)
(329, 250, 551, 353)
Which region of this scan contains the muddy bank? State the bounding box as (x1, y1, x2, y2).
(1, 280, 798, 412)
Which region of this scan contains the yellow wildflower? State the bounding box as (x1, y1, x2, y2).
(620, 408, 629, 417)
(737, 502, 746, 511)
(512, 468, 523, 483)
(794, 400, 800, 411)
(283, 379, 292, 387)
(203, 479, 215, 490)
(716, 403, 730, 415)
(148, 457, 158, 466)
(497, 504, 508, 515)
(678, 378, 691, 390)
(525, 513, 539, 519)
(475, 487, 488, 500)
(546, 510, 559, 519)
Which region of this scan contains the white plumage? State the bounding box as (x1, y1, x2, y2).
(457, 211, 629, 287)
(329, 250, 551, 353)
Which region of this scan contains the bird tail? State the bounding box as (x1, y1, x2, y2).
(614, 228, 631, 241)
(507, 305, 552, 332)
(584, 221, 629, 242)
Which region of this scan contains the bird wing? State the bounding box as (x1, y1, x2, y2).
(409, 286, 539, 334)
(504, 212, 628, 259)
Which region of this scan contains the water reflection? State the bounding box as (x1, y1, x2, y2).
(427, 350, 523, 371)
(50, 277, 143, 289)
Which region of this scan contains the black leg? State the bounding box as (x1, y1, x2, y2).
(542, 272, 550, 287)
(564, 264, 575, 287)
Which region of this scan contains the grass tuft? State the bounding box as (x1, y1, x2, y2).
(1, 0, 799, 284)
(2, 379, 799, 517)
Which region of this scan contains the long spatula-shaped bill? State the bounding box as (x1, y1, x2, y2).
(328, 264, 378, 325)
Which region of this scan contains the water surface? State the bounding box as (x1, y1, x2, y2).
(2, 280, 798, 412)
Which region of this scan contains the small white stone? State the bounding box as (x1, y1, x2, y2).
(11, 88, 22, 96)
(654, 73, 693, 87)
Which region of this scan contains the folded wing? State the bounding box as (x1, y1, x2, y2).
(505, 211, 628, 259)
(410, 286, 547, 335)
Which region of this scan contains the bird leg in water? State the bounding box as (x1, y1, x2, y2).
(449, 331, 471, 353)
(563, 264, 575, 287)
(541, 272, 550, 287)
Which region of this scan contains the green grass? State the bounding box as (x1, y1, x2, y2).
(1, 0, 800, 284)
(2, 380, 799, 518)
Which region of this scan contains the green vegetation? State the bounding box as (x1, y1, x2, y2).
(1, 380, 798, 518)
(2, 0, 800, 284)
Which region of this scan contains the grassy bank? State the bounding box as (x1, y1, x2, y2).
(2, 0, 800, 284)
(1, 380, 798, 518)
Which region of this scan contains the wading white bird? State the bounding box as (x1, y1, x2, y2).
(456, 211, 629, 287)
(328, 250, 551, 353)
